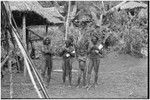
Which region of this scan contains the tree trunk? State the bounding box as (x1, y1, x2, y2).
(65, 1, 71, 40)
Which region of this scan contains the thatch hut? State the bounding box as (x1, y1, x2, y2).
(9, 1, 64, 25)
(1, 1, 66, 59)
(3, 1, 67, 46)
(120, 1, 147, 16)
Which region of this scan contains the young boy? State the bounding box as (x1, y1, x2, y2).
(86, 35, 104, 89)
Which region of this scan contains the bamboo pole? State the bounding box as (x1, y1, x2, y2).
(65, 1, 71, 40)
(3, 2, 49, 98)
(22, 13, 27, 77)
(6, 3, 13, 98)
(25, 58, 43, 98)
(12, 29, 43, 98)
(11, 23, 49, 98)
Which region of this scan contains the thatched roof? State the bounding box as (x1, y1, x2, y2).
(120, 1, 147, 9)
(38, 1, 54, 8)
(8, 1, 64, 23)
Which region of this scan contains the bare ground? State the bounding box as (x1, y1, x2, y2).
(1, 52, 148, 99)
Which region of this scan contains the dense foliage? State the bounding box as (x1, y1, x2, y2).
(1, 1, 148, 58)
(62, 1, 148, 57)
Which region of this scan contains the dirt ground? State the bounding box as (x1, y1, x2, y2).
(1, 52, 148, 99)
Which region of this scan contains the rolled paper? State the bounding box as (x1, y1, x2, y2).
(98, 44, 103, 50)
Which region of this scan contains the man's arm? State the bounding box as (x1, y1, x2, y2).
(41, 45, 50, 54)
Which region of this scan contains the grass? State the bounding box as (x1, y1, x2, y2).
(1, 51, 148, 99)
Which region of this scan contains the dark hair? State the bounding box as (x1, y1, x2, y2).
(43, 37, 51, 45)
(91, 36, 98, 45)
(65, 38, 74, 48)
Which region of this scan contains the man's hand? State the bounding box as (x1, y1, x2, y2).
(66, 53, 70, 57)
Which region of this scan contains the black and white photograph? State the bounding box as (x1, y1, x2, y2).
(1, 0, 149, 99)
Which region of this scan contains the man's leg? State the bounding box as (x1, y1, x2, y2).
(62, 59, 66, 84)
(77, 60, 83, 86)
(41, 58, 47, 79)
(85, 59, 93, 88)
(68, 59, 72, 86)
(94, 58, 100, 85)
(68, 70, 72, 86)
(83, 70, 86, 86)
(46, 57, 52, 86)
(82, 61, 86, 86)
(77, 68, 82, 87)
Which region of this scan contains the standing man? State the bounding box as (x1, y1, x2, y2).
(41, 37, 53, 87)
(59, 38, 75, 86)
(86, 35, 104, 89)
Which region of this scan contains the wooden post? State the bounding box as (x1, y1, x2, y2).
(26, 29, 29, 50)
(46, 24, 48, 36)
(44, 19, 48, 37)
(22, 12, 27, 77)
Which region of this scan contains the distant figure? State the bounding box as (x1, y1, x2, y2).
(59, 38, 75, 86)
(41, 37, 53, 87)
(86, 35, 104, 88)
(16, 55, 24, 73)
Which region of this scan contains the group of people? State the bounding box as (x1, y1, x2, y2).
(41, 35, 104, 89)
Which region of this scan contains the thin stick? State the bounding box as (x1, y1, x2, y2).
(27, 29, 43, 40)
(12, 25, 49, 98)
(13, 29, 43, 98)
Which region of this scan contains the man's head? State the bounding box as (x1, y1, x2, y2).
(43, 37, 51, 45)
(65, 37, 74, 48)
(91, 35, 98, 45)
(65, 39, 71, 48)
